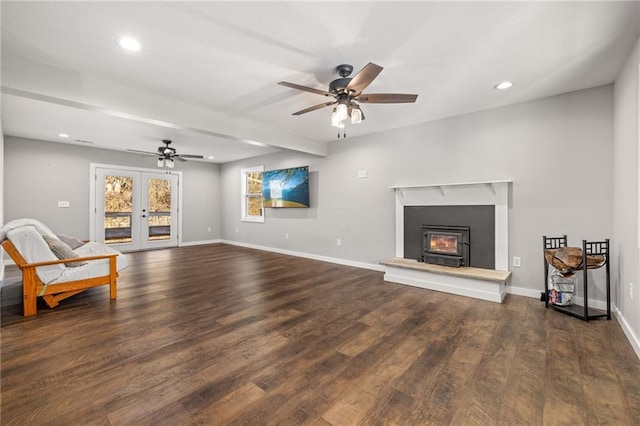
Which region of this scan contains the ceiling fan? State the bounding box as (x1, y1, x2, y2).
(279, 62, 418, 136)
(127, 139, 204, 168)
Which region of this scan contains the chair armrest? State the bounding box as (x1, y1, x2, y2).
(21, 253, 118, 268)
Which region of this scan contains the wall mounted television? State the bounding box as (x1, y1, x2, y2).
(262, 166, 310, 208)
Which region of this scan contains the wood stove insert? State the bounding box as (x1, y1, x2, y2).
(419, 225, 470, 267)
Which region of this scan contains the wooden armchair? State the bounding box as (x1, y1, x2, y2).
(1, 219, 127, 316)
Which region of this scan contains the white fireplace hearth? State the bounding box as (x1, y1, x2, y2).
(382, 180, 512, 303)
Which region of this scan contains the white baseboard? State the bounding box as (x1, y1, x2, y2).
(614, 305, 640, 360)
(180, 239, 222, 247)
(571, 296, 608, 311)
(507, 285, 540, 299)
(507, 285, 608, 310)
(221, 239, 385, 272)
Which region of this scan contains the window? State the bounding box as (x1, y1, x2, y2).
(241, 166, 264, 222)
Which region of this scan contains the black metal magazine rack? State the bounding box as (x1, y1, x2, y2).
(543, 235, 610, 321)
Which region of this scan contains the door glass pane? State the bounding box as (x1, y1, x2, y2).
(104, 175, 133, 244)
(148, 178, 172, 241)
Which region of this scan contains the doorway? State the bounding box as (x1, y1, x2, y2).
(91, 165, 181, 251)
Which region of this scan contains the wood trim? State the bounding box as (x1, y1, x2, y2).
(380, 257, 511, 282)
(18, 253, 118, 268)
(1, 238, 28, 267)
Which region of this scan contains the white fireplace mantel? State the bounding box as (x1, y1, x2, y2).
(391, 179, 512, 270)
(390, 179, 512, 197)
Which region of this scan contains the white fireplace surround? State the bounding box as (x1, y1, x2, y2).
(391, 180, 511, 270)
(382, 180, 512, 303)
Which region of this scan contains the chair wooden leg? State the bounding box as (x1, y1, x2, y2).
(42, 294, 59, 308)
(22, 268, 38, 317)
(43, 290, 86, 308)
(109, 257, 117, 300)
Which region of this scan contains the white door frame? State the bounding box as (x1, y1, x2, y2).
(90, 163, 183, 248)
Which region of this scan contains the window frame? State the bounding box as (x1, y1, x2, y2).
(241, 165, 265, 223)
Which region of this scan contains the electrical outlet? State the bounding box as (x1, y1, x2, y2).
(336, 238, 341, 246)
(285, 233, 289, 240)
(57, 201, 70, 208)
(630, 282, 634, 300)
(358, 170, 367, 178)
(512, 256, 521, 267)
(207, 227, 211, 232)
(235, 228, 239, 234)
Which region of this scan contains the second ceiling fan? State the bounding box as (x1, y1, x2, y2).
(279, 62, 418, 135)
(127, 139, 204, 169)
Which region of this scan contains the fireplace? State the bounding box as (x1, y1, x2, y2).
(386, 181, 511, 302)
(404, 205, 494, 269)
(419, 225, 470, 267)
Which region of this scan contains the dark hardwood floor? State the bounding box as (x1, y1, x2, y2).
(2, 243, 639, 425)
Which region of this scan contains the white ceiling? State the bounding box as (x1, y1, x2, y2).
(2, 1, 639, 164)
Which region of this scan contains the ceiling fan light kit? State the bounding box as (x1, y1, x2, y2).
(350, 107, 362, 124)
(157, 157, 175, 169)
(335, 102, 349, 122)
(279, 62, 418, 138)
(330, 108, 340, 127)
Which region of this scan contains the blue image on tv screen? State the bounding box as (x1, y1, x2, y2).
(262, 166, 310, 208)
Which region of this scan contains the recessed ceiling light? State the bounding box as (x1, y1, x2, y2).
(207, 156, 215, 160)
(494, 81, 513, 90)
(58, 133, 69, 138)
(116, 36, 142, 52)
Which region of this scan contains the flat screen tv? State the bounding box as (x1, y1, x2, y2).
(262, 166, 310, 208)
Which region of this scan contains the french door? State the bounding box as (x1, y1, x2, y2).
(94, 167, 179, 251)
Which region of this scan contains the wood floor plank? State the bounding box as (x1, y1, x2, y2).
(322, 337, 426, 425)
(358, 386, 416, 426)
(495, 299, 546, 425)
(189, 382, 266, 424)
(445, 297, 528, 425)
(1, 243, 639, 425)
(541, 322, 589, 425)
(607, 321, 640, 424)
(396, 305, 496, 424)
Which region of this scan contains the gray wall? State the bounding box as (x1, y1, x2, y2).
(4, 137, 221, 242)
(222, 85, 614, 297)
(613, 35, 640, 350)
